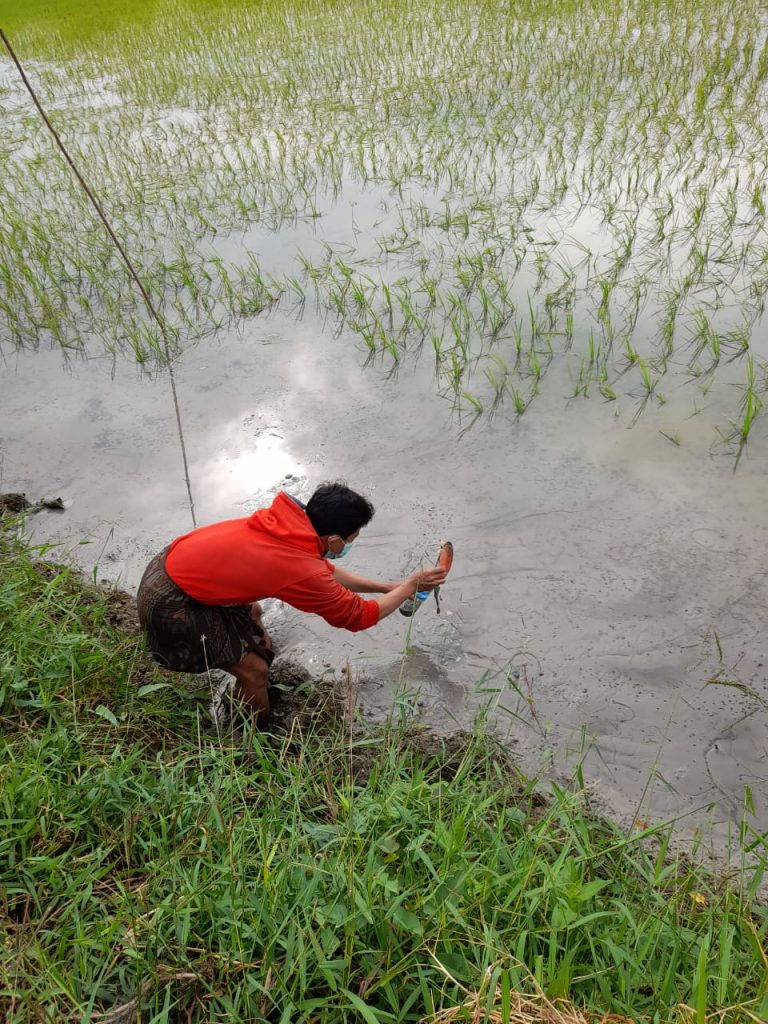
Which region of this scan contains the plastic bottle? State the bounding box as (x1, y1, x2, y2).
(399, 591, 430, 617)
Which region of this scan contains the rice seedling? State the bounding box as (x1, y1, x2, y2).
(660, 430, 682, 446)
(598, 370, 617, 403)
(622, 336, 640, 368)
(730, 355, 764, 466)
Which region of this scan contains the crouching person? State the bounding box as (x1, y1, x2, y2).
(137, 481, 446, 724)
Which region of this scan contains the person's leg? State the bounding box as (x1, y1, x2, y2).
(224, 650, 271, 725)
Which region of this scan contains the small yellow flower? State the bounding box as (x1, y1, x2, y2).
(691, 892, 707, 907)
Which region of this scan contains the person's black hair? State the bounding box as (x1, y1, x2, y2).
(305, 481, 375, 538)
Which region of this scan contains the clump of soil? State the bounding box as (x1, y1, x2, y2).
(263, 659, 525, 791)
(0, 492, 65, 517)
(0, 492, 31, 515)
(102, 587, 142, 634)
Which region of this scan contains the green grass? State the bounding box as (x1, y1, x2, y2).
(1, 0, 252, 43)
(1, 529, 767, 1023)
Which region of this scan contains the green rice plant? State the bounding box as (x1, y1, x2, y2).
(586, 332, 599, 368)
(598, 370, 616, 402)
(284, 275, 307, 312)
(527, 347, 542, 383)
(737, 355, 763, 444)
(622, 335, 640, 367)
(564, 309, 574, 347)
(511, 319, 524, 363)
(447, 351, 465, 395)
(381, 326, 401, 364)
(462, 389, 483, 413)
(660, 430, 682, 446)
(751, 184, 766, 218)
(597, 278, 615, 328)
(510, 386, 529, 414)
(420, 275, 438, 309)
(724, 322, 752, 356)
(2, 0, 768, 450)
(572, 357, 591, 397)
(381, 281, 393, 328)
(639, 358, 656, 396)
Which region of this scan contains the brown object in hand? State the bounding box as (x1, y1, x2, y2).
(437, 540, 454, 574)
(433, 541, 453, 614)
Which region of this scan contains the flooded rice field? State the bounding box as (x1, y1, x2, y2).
(2, 0, 768, 853)
(5, 312, 768, 856)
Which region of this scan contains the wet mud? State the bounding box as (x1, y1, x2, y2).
(1, 308, 767, 860)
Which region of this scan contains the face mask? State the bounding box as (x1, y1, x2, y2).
(327, 541, 352, 560)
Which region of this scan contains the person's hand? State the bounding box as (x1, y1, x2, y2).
(406, 566, 447, 595)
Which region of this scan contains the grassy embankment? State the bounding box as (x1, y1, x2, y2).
(1, 530, 767, 1022)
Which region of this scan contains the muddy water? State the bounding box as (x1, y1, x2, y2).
(2, 312, 767, 857)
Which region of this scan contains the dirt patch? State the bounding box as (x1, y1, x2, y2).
(0, 491, 65, 517)
(22, 547, 143, 636)
(263, 660, 529, 793)
(102, 586, 142, 634)
(0, 492, 30, 515)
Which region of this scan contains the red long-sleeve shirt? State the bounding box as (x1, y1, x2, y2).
(164, 492, 379, 632)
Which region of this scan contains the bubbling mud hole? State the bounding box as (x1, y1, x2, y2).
(1, 308, 767, 861)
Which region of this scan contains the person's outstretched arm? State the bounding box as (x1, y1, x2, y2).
(274, 566, 447, 631)
(330, 566, 397, 593)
